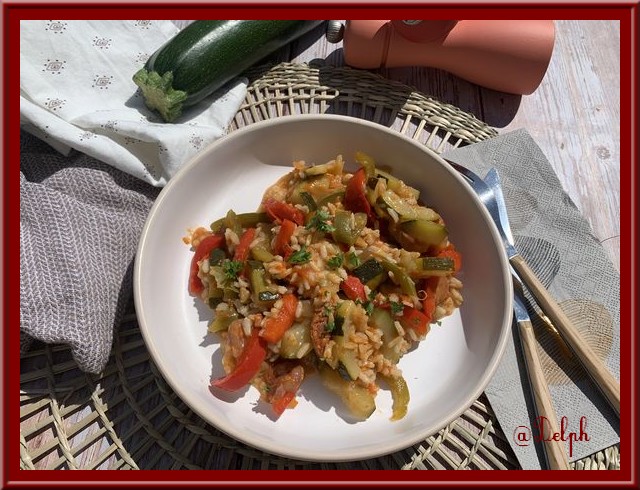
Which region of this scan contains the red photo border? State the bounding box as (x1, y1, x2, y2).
(3, 1, 636, 488)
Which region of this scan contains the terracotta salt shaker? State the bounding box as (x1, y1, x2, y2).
(327, 20, 555, 95)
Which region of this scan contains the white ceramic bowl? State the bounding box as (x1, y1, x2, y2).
(134, 114, 512, 461)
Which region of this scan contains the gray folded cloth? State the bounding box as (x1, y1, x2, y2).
(442, 129, 619, 469)
(20, 131, 159, 373)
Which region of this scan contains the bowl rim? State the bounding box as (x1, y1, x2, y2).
(133, 113, 513, 461)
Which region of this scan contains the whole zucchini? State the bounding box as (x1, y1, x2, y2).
(133, 20, 323, 122)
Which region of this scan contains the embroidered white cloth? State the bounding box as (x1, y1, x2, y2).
(20, 20, 247, 186)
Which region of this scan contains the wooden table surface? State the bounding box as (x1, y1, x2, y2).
(268, 20, 621, 273)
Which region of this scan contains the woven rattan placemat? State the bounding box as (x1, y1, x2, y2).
(19, 62, 620, 470)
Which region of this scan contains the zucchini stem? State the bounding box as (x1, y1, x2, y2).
(132, 68, 188, 123)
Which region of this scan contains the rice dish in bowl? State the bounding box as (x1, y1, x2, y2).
(184, 152, 464, 421)
(134, 114, 512, 461)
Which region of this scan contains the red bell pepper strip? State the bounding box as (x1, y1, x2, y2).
(188, 234, 225, 296)
(274, 219, 296, 258)
(261, 294, 299, 344)
(340, 275, 367, 302)
(344, 168, 372, 217)
(233, 227, 256, 262)
(263, 198, 305, 226)
(267, 365, 304, 417)
(437, 244, 462, 272)
(211, 328, 266, 391)
(422, 277, 439, 324)
(271, 390, 297, 417)
(399, 306, 430, 336)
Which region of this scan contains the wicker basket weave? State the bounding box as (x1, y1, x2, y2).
(19, 62, 620, 471)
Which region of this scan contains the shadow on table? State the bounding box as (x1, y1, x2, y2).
(319, 49, 522, 130)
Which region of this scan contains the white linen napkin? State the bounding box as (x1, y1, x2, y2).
(20, 20, 247, 186)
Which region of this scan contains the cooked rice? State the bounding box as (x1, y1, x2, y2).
(188, 154, 464, 420)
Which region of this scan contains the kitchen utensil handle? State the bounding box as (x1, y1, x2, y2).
(511, 254, 620, 415)
(517, 318, 571, 470)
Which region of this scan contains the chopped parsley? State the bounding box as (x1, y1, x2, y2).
(305, 209, 335, 233)
(355, 298, 375, 316)
(222, 260, 243, 281)
(327, 252, 344, 269)
(324, 306, 336, 332)
(363, 301, 374, 316)
(289, 246, 312, 264)
(390, 301, 404, 316)
(347, 251, 361, 267)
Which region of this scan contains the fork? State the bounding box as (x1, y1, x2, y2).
(447, 160, 620, 416)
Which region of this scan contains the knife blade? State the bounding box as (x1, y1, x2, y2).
(484, 168, 517, 257)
